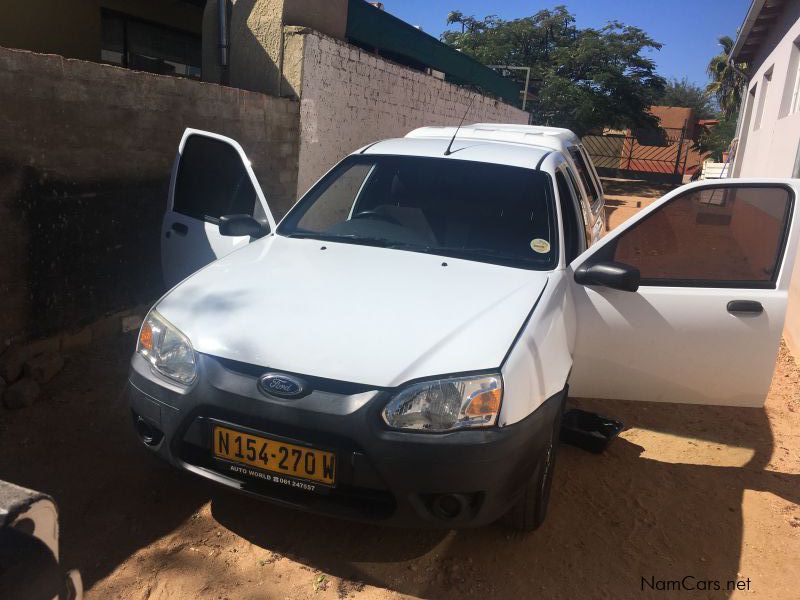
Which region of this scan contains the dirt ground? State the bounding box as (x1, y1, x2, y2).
(2, 178, 799, 600)
(601, 177, 675, 230)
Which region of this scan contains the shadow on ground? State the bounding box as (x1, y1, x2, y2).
(1, 334, 798, 599)
(0, 333, 209, 588)
(600, 177, 676, 199)
(600, 176, 674, 232)
(210, 397, 798, 599)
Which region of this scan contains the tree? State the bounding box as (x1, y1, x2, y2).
(446, 11, 480, 34)
(442, 7, 666, 136)
(694, 115, 738, 161)
(706, 35, 747, 119)
(658, 77, 716, 119)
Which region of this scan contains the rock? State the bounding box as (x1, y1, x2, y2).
(26, 337, 60, 357)
(122, 314, 143, 333)
(0, 337, 61, 383)
(3, 378, 41, 409)
(24, 353, 65, 384)
(61, 327, 92, 351)
(0, 345, 29, 383)
(91, 313, 122, 340)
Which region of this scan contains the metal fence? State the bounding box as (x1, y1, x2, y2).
(583, 126, 692, 182)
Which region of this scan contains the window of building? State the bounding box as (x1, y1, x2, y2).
(780, 38, 800, 118)
(793, 139, 800, 178)
(606, 185, 792, 288)
(747, 83, 757, 125)
(101, 11, 201, 79)
(753, 67, 773, 130)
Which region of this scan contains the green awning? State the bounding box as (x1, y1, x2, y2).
(346, 0, 521, 106)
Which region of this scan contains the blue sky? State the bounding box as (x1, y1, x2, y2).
(380, 0, 751, 86)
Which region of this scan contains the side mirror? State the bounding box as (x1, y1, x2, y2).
(574, 261, 640, 292)
(218, 214, 270, 238)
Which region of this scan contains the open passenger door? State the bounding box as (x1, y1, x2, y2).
(161, 129, 276, 287)
(569, 179, 800, 407)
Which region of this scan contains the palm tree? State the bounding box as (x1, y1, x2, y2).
(706, 35, 747, 119)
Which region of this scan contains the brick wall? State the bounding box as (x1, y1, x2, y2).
(289, 29, 529, 195)
(0, 46, 299, 344)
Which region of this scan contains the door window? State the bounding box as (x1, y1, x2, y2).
(600, 185, 793, 287)
(173, 136, 257, 222)
(556, 170, 585, 264)
(563, 167, 592, 247)
(569, 148, 600, 207)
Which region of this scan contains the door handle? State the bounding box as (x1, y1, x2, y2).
(170, 222, 188, 236)
(727, 300, 763, 314)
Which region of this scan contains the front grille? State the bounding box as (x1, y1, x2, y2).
(209, 355, 382, 396)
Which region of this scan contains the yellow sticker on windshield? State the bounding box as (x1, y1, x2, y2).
(530, 238, 551, 254)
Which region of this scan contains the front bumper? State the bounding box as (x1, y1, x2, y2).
(128, 352, 563, 527)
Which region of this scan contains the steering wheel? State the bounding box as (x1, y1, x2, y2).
(351, 210, 402, 225)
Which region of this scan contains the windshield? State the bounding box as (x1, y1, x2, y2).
(278, 155, 558, 269)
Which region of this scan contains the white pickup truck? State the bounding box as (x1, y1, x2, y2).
(128, 124, 799, 530)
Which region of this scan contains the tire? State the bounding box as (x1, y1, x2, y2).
(506, 396, 565, 532)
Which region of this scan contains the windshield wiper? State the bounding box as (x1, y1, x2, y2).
(283, 232, 397, 247)
(415, 246, 511, 258)
(283, 234, 534, 263)
(422, 246, 545, 267)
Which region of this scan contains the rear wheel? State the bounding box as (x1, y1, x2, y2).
(506, 396, 565, 532)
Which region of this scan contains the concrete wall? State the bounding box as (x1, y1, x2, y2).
(0, 46, 298, 345)
(0, 0, 203, 62)
(289, 29, 529, 195)
(226, 0, 285, 95)
(731, 3, 800, 356)
(283, 0, 348, 39)
(202, 0, 347, 96)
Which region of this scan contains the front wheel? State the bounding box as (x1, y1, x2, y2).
(506, 397, 564, 532)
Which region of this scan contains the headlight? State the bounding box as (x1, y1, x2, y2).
(136, 309, 197, 385)
(382, 374, 502, 432)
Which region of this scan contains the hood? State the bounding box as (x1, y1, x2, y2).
(156, 235, 548, 387)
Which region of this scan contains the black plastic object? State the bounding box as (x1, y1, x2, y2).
(574, 260, 640, 292)
(727, 300, 763, 314)
(560, 409, 623, 454)
(218, 214, 269, 238)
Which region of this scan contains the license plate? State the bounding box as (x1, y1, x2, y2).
(212, 425, 336, 486)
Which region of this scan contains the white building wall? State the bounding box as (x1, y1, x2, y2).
(734, 7, 800, 178)
(293, 29, 528, 195)
(732, 3, 800, 355)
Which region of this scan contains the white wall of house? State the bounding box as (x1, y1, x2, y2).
(733, 3, 800, 179)
(732, 3, 800, 354)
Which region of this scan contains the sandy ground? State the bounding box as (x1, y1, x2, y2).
(600, 177, 675, 230)
(1, 178, 799, 599)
